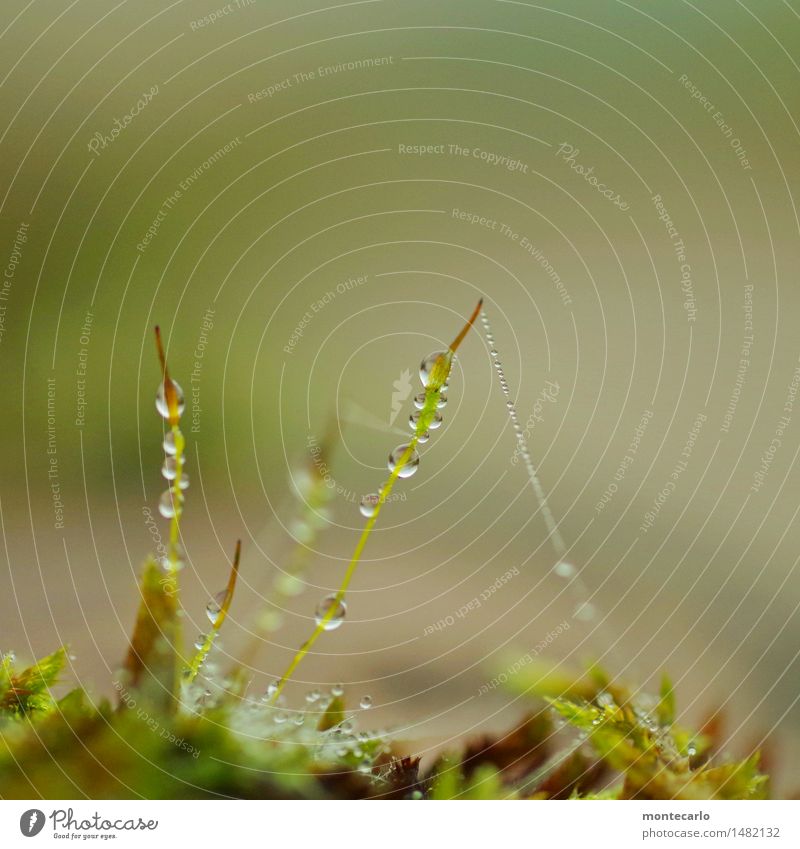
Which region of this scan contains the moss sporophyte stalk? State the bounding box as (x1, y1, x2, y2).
(268, 299, 484, 701)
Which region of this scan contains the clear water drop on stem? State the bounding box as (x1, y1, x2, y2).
(158, 489, 183, 518)
(419, 351, 448, 386)
(331, 684, 344, 697)
(417, 431, 430, 444)
(554, 561, 576, 579)
(162, 457, 178, 480)
(177, 473, 190, 490)
(163, 431, 178, 455)
(360, 695, 373, 709)
(413, 392, 426, 410)
(388, 444, 420, 478)
(315, 594, 346, 630)
(155, 379, 185, 420)
(359, 493, 380, 518)
(428, 412, 443, 429)
(206, 590, 226, 625)
(437, 393, 447, 408)
(194, 634, 206, 650)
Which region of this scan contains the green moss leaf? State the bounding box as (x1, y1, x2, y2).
(122, 558, 180, 714)
(0, 647, 67, 717)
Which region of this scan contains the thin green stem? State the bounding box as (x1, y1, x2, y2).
(269, 299, 482, 702)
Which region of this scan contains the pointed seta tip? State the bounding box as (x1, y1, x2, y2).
(448, 298, 484, 353)
(154, 326, 168, 373)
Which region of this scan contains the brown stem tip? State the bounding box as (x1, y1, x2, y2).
(449, 298, 484, 354)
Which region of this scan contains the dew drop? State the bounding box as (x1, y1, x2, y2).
(274, 712, 288, 724)
(274, 572, 305, 596)
(163, 431, 178, 455)
(417, 431, 430, 444)
(158, 489, 183, 518)
(305, 689, 321, 703)
(161, 456, 179, 480)
(427, 412, 443, 429)
(315, 594, 346, 630)
(293, 714, 305, 726)
(554, 561, 576, 579)
(206, 590, 226, 625)
(194, 634, 206, 650)
(266, 681, 279, 698)
(437, 393, 447, 408)
(177, 473, 190, 490)
(359, 493, 380, 518)
(419, 351, 448, 386)
(331, 684, 344, 697)
(360, 695, 373, 709)
(155, 380, 185, 420)
(413, 392, 427, 410)
(388, 444, 420, 478)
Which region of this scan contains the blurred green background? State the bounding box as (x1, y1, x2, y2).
(1, 0, 799, 790)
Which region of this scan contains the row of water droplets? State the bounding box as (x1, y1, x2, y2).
(155, 365, 228, 672)
(479, 309, 597, 623)
(155, 376, 188, 572)
(311, 350, 452, 633)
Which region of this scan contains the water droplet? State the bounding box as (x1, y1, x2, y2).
(419, 351, 448, 386)
(319, 695, 332, 709)
(162, 457, 178, 480)
(436, 393, 447, 408)
(158, 489, 183, 518)
(417, 431, 430, 443)
(554, 561, 576, 579)
(427, 412, 443, 429)
(413, 392, 427, 410)
(315, 595, 346, 630)
(163, 431, 178, 455)
(155, 380, 185, 420)
(360, 695, 373, 709)
(274, 712, 288, 724)
(177, 473, 190, 490)
(266, 681, 279, 698)
(194, 634, 206, 650)
(357, 761, 372, 774)
(306, 689, 321, 703)
(331, 684, 344, 697)
(293, 714, 305, 726)
(290, 519, 314, 544)
(359, 493, 380, 518)
(388, 444, 420, 478)
(340, 720, 353, 733)
(206, 590, 226, 625)
(490, 349, 499, 358)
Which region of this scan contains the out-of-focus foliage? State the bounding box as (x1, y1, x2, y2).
(0, 562, 770, 799)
